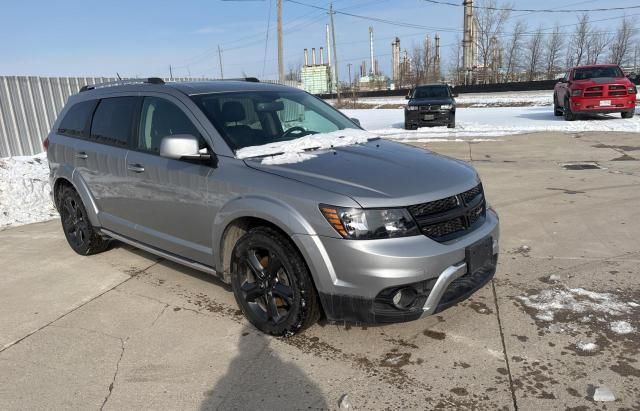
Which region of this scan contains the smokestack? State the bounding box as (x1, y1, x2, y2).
(375, 59, 379, 76)
(369, 26, 375, 76)
(391, 37, 401, 82)
(326, 24, 332, 67)
(320, 47, 324, 65)
(312, 48, 316, 65)
(463, 0, 474, 81)
(435, 33, 441, 63)
(304, 48, 309, 66)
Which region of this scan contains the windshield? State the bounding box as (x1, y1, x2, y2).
(412, 86, 450, 99)
(191, 90, 358, 151)
(574, 66, 624, 80)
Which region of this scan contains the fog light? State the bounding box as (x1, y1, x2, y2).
(392, 288, 418, 309)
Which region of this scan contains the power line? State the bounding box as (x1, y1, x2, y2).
(422, 0, 640, 13)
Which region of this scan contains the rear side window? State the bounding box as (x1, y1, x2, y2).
(57, 100, 97, 137)
(90, 97, 138, 147)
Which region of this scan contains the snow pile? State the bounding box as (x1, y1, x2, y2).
(0, 153, 57, 228)
(575, 341, 598, 352)
(610, 321, 635, 335)
(236, 129, 376, 165)
(517, 286, 632, 322)
(342, 107, 640, 140)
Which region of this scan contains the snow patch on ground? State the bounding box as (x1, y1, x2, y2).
(0, 153, 57, 228)
(576, 341, 598, 352)
(610, 320, 635, 335)
(343, 107, 640, 140)
(517, 286, 632, 322)
(236, 129, 375, 165)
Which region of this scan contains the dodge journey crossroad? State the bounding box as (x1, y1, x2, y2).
(46, 78, 499, 336)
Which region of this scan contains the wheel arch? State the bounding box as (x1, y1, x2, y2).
(52, 170, 100, 227)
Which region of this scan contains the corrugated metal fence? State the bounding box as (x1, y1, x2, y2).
(0, 76, 212, 158)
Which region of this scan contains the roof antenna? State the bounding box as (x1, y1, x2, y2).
(116, 72, 122, 80)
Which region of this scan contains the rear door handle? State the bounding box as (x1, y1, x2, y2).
(75, 152, 88, 159)
(127, 163, 145, 173)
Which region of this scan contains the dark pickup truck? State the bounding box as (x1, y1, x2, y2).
(404, 84, 456, 130)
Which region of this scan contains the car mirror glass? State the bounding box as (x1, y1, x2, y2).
(160, 134, 208, 161)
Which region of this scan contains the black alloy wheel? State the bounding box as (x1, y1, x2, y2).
(231, 227, 320, 336)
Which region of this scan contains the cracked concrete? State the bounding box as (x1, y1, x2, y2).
(1, 131, 639, 410)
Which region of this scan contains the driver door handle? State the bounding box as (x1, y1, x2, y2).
(75, 152, 88, 160)
(127, 163, 145, 173)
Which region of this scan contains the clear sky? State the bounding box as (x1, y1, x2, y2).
(1, 0, 638, 80)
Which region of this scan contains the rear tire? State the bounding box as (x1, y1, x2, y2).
(404, 122, 416, 130)
(553, 95, 563, 116)
(58, 186, 109, 255)
(563, 99, 576, 121)
(621, 110, 634, 119)
(230, 227, 320, 336)
(447, 115, 456, 129)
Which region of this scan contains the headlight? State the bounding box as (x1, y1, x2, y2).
(406, 105, 419, 111)
(628, 86, 637, 94)
(571, 89, 583, 96)
(440, 104, 453, 110)
(320, 205, 420, 239)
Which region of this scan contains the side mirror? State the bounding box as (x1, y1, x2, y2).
(453, 93, 459, 98)
(405, 95, 411, 100)
(160, 134, 210, 161)
(557, 78, 566, 83)
(350, 117, 361, 127)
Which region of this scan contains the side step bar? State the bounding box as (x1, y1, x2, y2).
(101, 229, 218, 276)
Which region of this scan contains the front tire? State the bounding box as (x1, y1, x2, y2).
(230, 227, 321, 336)
(564, 99, 576, 121)
(553, 95, 563, 116)
(447, 115, 456, 129)
(621, 110, 635, 119)
(58, 186, 109, 255)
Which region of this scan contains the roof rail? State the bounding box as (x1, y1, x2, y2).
(226, 77, 260, 83)
(79, 77, 165, 92)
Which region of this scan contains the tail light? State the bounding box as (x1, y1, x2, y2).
(43, 136, 49, 151)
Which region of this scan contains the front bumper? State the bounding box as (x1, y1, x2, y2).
(570, 96, 636, 113)
(405, 109, 454, 126)
(294, 209, 499, 323)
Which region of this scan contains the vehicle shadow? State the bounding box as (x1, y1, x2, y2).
(199, 325, 328, 410)
(516, 110, 619, 122)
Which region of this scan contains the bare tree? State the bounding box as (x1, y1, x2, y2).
(586, 31, 611, 65)
(610, 17, 636, 65)
(475, 0, 512, 83)
(544, 23, 563, 79)
(567, 14, 590, 67)
(525, 25, 545, 81)
(285, 64, 300, 81)
(504, 20, 526, 82)
(447, 35, 463, 84)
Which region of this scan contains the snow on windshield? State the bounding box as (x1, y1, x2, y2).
(235, 128, 376, 165)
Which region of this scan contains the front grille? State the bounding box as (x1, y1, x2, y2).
(419, 105, 441, 112)
(408, 184, 486, 242)
(585, 86, 603, 97)
(608, 85, 627, 97)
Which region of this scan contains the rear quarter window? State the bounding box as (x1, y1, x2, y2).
(90, 97, 139, 147)
(57, 100, 97, 138)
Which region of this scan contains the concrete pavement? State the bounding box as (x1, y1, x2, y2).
(1, 131, 639, 410)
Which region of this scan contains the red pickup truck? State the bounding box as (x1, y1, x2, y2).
(553, 64, 637, 121)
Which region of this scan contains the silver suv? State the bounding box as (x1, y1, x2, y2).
(46, 78, 499, 336)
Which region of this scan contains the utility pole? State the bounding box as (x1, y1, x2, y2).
(277, 0, 284, 83)
(217, 45, 224, 79)
(329, 2, 340, 100)
(347, 63, 352, 87)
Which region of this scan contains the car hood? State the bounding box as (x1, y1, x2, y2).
(573, 76, 631, 86)
(408, 97, 455, 106)
(244, 139, 480, 208)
